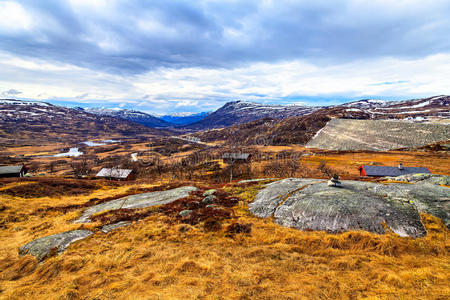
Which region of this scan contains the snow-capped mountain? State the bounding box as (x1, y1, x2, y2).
(84, 108, 173, 128)
(0, 99, 162, 145)
(194, 95, 450, 145)
(338, 95, 450, 121)
(185, 100, 322, 129)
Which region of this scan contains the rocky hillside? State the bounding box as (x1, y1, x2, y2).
(84, 108, 174, 128)
(0, 99, 165, 145)
(194, 96, 450, 145)
(185, 101, 321, 130)
(1, 178, 448, 299)
(306, 119, 450, 151)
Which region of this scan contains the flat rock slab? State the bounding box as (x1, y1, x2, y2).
(19, 230, 93, 261)
(75, 186, 198, 223)
(101, 221, 131, 233)
(238, 178, 277, 184)
(250, 178, 450, 237)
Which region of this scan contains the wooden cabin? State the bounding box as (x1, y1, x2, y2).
(222, 153, 251, 164)
(0, 165, 27, 178)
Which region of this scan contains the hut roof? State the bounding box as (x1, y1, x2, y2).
(96, 168, 133, 179)
(222, 153, 250, 160)
(359, 165, 431, 177)
(0, 165, 25, 175)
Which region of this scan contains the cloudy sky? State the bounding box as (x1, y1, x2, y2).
(0, 0, 449, 114)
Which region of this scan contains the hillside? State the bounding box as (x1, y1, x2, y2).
(306, 119, 450, 151)
(0, 179, 448, 299)
(84, 108, 174, 128)
(0, 99, 165, 146)
(194, 96, 450, 146)
(185, 101, 321, 130)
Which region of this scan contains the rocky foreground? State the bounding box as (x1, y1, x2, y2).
(19, 176, 449, 261)
(20, 186, 198, 261)
(250, 176, 449, 237)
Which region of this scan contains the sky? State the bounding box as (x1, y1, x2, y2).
(0, 0, 449, 114)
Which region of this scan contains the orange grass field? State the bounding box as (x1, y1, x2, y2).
(0, 180, 449, 299)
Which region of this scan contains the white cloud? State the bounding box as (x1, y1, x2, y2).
(0, 48, 449, 113)
(0, 1, 32, 32)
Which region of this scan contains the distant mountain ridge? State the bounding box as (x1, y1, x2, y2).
(160, 112, 210, 125)
(185, 100, 322, 130)
(0, 99, 164, 145)
(84, 108, 174, 128)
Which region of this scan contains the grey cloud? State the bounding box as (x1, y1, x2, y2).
(1, 0, 450, 75)
(2, 89, 22, 96)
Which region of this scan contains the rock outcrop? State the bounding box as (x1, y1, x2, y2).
(306, 119, 450, 151)
(75, 186, 198, 223)
(20, 186, 199, 261)
(250, 178, 449, 237)
(19, 230, 93, 261)
(383, 173, 450, 186)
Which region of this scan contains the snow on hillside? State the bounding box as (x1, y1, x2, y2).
(0, 99, 51, 106)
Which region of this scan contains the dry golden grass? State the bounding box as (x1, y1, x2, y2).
(0, 180, 449, 299)
(300, 150, 450, 177)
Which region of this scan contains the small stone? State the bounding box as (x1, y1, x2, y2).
(203, 189, 217, 197)
(327, 180, 342, 187)
(202, 195, 217, 204)
(179, 210, 193, 217)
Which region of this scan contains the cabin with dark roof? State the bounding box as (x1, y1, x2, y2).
(222, 153, 251, 164)
(359, 164, 431, 177)
(0, 165, 27, 178)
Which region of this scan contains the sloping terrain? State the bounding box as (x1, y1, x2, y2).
(185, 100, 320, 130)
(193, 96, 449, 145)
(341, 95, 450, 122)
(84, 108, 174, 128)
(0, 179, 448, 299)
(306, 119, 450, 151)
(0, 99, 165, 145)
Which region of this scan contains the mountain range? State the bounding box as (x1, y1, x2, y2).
(0, 99, 163, 145)
(83, 108, 173, 128)
(0, 96, 448, 146)
(194, 95, 450, 145)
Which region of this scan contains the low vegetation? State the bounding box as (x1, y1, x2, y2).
(0, 179, 448, 299)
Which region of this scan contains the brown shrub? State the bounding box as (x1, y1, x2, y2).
(203, 218, 223, 232)
(225, 223, 252, 235)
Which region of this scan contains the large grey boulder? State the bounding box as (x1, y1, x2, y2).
(249, 178, 323, 218)
(75, 186, 198, 223)
(250, 178, 450, 237)
(19, 230, 93, 261)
